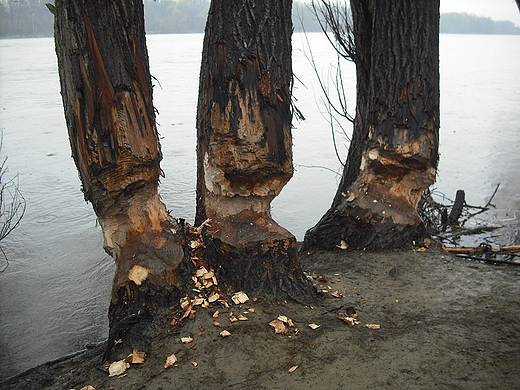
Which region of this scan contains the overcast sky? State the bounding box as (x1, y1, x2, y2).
(440, 0, 520, 26)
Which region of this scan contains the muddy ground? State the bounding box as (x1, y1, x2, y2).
(2, 243, 519, 390)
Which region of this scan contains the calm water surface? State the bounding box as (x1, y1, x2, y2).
(0, 33, 518, 378)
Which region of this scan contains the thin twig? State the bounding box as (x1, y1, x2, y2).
(295, 163, 341, 176)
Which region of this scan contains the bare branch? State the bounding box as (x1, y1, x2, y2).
(0, 131, 26, 272)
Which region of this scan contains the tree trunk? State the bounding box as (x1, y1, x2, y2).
(53, 0, 187, 359)
(196, 0, 315, 303)
(304, 0, 440, 251)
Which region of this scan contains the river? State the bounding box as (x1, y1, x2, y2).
(0, 32, 519, 379)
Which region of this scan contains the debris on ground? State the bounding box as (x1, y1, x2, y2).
(164, 354, 177, 369)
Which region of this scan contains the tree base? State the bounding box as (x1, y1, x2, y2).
(203, 211, 317, 305)
(105, 282, 184, 361)
(303, 189, 429, 252)
(104, 219, 193, 361)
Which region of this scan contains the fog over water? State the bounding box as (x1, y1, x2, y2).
(0, 32, 519, 378)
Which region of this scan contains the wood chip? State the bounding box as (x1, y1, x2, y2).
(80, 386, 96, 390)
(345, 192, 356, 202)
(331, 290, 343, 298)
(212, 310, 220, 318)
(238, 315, 249, 321)
(308, 323, 321, 330)
(337, 240, 349, 250)
(288, 365, 299, 373)
(126, 349, 146, 364)
(208, 292, 220, 303)
(341, 316, 361, 326)
(231, 291, 250, 304)
(213, 321, 221, 327)
(181, 308, 194, 320)
(195, 267, 208, 278)
(191, 361, 198, 367)
(220, 330, 231, 337)
(190, 240, 202, 249)
(366, 324, 381, 329)
(269, 319, 289, 334)
(180, 336, 193, 344)
(277, 315, 294, 327)
(219, 299, 230, 308)
(180, 296, 191, 311)
(108, 360, 130, 377)
(229, 313, 238, 322)
(128, 265, 149, 286)
(164, 353, 177, 368)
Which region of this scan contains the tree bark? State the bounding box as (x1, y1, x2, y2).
(304, 0, 440, 251)
(53, 0, 187, 359)
(196, 0, 315, 303)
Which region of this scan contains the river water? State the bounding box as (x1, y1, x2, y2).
(0, 32, 518, 379)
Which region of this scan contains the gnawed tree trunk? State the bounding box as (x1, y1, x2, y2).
(53, 0, 188, 359)
(304, 0, 440, 250)
(196, 0, 315, 303)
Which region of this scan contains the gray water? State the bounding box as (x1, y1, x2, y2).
(0, 33, 519, 379)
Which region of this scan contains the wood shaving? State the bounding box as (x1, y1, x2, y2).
(269, 319, 289, 334)
(231, 291, 250, 304)
(208, 293, 220, 303)
(288, 365, 299, 373)
(164, 353, 177, 368)
(337, 240, 349, 250)
(108, 360, 130, 377)
(366, 324, 381, 329)
(126, 349, 146, 364)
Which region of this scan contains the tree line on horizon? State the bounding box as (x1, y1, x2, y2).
(1, 0, 519, 38)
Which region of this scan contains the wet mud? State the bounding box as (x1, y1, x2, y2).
(2, 243, 519, 390)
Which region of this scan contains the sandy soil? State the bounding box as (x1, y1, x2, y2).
(2, 243, 519, 390)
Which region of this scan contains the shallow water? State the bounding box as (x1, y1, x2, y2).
(0, 32, 518, 378)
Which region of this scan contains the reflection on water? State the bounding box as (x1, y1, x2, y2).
(0, 33, 519, 379)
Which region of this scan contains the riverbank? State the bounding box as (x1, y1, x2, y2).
(2, 243, 519, 390)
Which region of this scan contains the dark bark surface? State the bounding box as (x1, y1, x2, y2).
(196, 0, 316, 303)
(304, 0, 440, 251)
(53, 0, 187, 360)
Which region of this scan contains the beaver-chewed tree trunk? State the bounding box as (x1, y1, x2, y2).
(196, 0, 315, 303)
(303, 0, 440, 251)
(53, 0, 188, 359)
